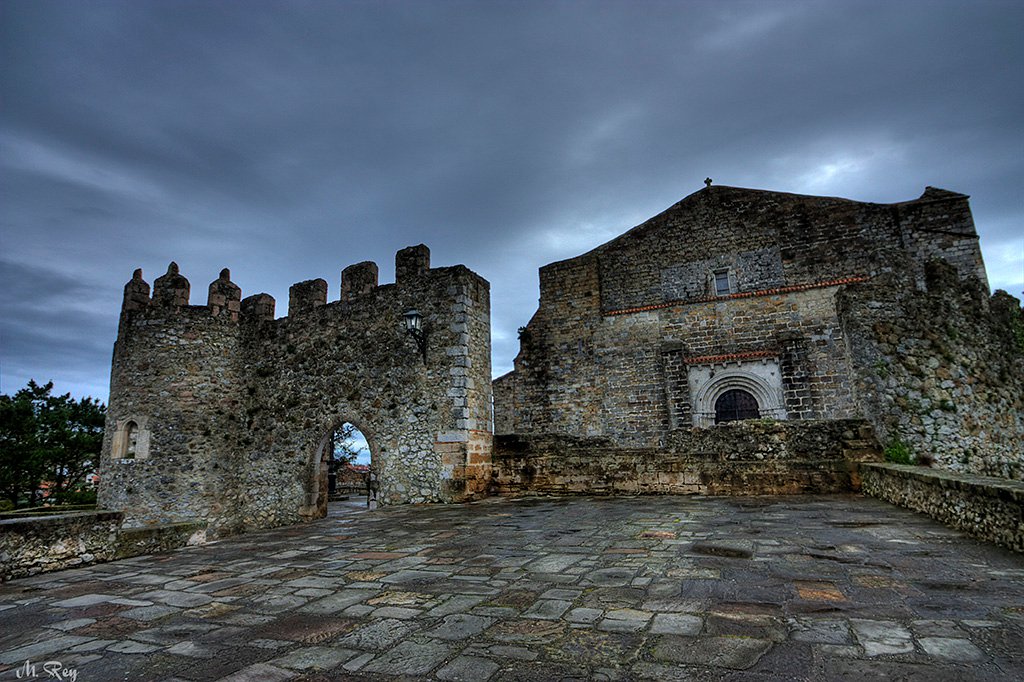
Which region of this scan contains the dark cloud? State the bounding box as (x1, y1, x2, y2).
(2, 0, 1022, 399)
(0, 260, 115, 398)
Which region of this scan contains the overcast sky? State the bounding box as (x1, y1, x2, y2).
(1, 0, 1022, 402)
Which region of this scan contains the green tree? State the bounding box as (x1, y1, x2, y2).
(329, 422, 365, 465)
(0, 380, 105, 508)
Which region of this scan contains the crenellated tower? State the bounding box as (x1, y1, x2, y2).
(99, 246, 492, 537)
(100, 263, 245, 535)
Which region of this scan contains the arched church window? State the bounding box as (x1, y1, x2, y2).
(714, 389, 760, 424)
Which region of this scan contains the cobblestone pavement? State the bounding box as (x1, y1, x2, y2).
(2, 495, 1023, 681)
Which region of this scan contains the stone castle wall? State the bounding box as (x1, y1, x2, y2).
(839, 262, 1024, 480)
(493, 420, 879, 496)
(99, 245, 492, 537)
(100, 267, 241, 534)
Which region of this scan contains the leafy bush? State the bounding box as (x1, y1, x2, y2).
(60, 489, 98, 505)
(884, 437, 915, 465)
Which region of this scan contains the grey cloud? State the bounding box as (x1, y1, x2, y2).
(1, 0, 1022, 399)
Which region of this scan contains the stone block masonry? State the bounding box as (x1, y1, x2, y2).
(99, 244, 492, 538)
(493, 420, 881, 496)
(862, 463, 1023, 553)
(839, 261, 1024, 481)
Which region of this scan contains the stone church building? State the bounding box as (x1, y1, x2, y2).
(494, 184, 985, 439)
(491, 184, 1021, 494)
(98, 184, 1023, 537)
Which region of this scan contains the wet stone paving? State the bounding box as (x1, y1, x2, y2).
(2, 494, 1023, 681)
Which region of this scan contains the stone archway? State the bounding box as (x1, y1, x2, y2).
(303, 418, 378, 520)
(690, 364, 787, 427)
(714, 388, 760, 423)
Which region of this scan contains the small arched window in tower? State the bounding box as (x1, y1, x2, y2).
(714, 389, 760, 424)
(123, 421, 139, 459)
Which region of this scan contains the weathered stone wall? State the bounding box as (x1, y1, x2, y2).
(234, 259, 492, 532)
(99, 245, 492, 538)
(501, 282, 862, 445)
(0, 512, 208, 581)
(602, 284, 857, 444)
(493, 420, 880, 496)
(100, 265, 241, 533)
(862, 463, 1023, 553)
(454, 267, 494, 499)
(839, 262, 1024, 480)
(492, 371, 515, 436)
(494, 186, 991, 458)
(595, 186, 981, 312)
(1, 511, 123, 581)
(897, 190, 989, 290)
(114, 521, 207, 560)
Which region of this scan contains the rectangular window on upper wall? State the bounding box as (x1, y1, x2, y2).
(714, 270, 731, 296)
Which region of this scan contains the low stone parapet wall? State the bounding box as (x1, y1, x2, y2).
(494, 420, 880, 496)
(115, 521, 207, 560)
(1, 511, 208, 582)
(1, 511, 124, 581)
(862, 463, 1024, 553)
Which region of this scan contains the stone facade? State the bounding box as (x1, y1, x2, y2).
(494, 185, 1021, 487)
(99, 245, 492, 537)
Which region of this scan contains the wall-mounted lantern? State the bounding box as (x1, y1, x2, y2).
(403, 309, 428, 364)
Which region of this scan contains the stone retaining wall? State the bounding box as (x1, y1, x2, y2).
(861, 463, 1024, 553)
(115, 521, 207, 560)
(0, 511, 207, 582)
(1, 511, 123, 581)
(493, 419, 880, 496)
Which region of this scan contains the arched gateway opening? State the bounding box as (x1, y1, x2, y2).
(311, 421, 376, 518)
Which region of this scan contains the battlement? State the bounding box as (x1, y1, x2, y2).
(120, 244, 447, 324)
(288, 278, 327, 316)
(122, 262, 242, 317)
(208, 268, 241, 320)
(341, 261, 379, 303)
(102, 241, 493, 531)
(153, 262, 191, 308)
